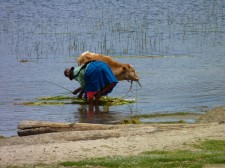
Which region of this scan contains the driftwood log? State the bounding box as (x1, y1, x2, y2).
(17, 120, 198, 139)
(17, 120, 140, 136)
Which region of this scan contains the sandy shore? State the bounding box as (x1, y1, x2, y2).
(0, 107, 225, 167)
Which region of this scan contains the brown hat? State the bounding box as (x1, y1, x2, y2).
(64, 67, 74, 80)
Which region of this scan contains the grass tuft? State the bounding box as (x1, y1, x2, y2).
(60, 140, 225, 168)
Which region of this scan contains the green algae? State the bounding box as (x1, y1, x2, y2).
(121, 118, 141, 124)
(19, 59, 29, 63)
(131, 112, 199, 119)
(15, 96, 135, 106)
(37, 95, 73, 101)
(129, 112, 202, 124)
(19, 101, 66, 106)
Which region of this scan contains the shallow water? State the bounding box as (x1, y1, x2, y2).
(1, 0, 225, 136)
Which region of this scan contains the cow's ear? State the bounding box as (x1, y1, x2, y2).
(127, 64, 134, 69)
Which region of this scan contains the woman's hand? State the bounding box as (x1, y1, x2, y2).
(72, 87, 83, 95)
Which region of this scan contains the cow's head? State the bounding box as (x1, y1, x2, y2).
(116, 64, 140, 82)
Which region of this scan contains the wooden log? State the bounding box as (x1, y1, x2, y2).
(17, 127, 124, 139)
(18, 120, 72, 129)
(18, 127, 59, 136)
(17, 120, 132, 136)
(18, 120, 124, 130)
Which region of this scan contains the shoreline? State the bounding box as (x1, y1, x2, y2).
(0, 106, 225, 167)
(0, 106, 216, 138)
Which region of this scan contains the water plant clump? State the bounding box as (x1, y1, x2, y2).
(37, 95, 73, 101)
(19, 101, 66, 106)
(16, 96, 135, 106)
(19, 59, 29, 63)
(121, 118, 141, 124)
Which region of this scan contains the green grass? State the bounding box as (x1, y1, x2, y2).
(60, 140, 225, 168)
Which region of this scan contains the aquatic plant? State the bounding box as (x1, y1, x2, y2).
(15, 96, 135, 106)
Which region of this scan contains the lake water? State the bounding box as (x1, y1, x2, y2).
(1, 0, 225, 136)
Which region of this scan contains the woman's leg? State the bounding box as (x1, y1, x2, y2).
(94, 91, 101, 113)
(88, 97, 94, 113)
(94, 91, 101, 106)
(88, 92, 101, 113)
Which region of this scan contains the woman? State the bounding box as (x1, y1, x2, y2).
(64, 60, 118, 111)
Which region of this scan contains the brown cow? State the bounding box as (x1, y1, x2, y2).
(77, 51, 140, 81)
(72, 51, 141, 98)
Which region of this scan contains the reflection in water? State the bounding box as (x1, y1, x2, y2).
(76, 105, 117, 124)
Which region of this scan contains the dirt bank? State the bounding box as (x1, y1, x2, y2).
(196, 106, 225, 123)
(0, 107, 225, 167)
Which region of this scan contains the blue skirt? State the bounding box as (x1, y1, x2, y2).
(84, 61, 118, 96)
